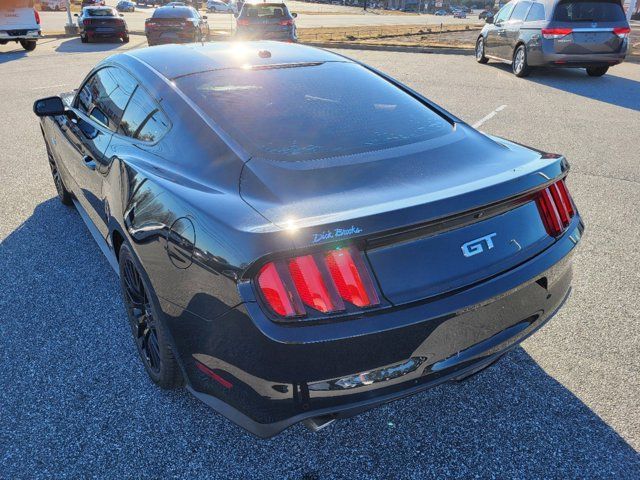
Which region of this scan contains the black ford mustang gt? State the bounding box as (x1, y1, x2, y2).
(34, 41, 583, 437)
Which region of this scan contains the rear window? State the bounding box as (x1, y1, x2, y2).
(153, 7, 196, 18)
(176, 62, 453, 161)
(241, 4, 289, 18)
(86, 8, 117, 16)
(553, 0, 626, 22)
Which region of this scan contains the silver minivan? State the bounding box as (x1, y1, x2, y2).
(0, 0, 41, 51)
(476, 0, 631, 77)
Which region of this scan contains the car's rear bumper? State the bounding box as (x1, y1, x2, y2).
(0, 29, 41, 41)
(161, 216, 583, 437)
(85, 27, 128, 38)
(531, 43, 628, 67)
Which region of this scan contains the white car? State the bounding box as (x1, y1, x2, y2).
(40, 0, 67, 11)
(207, 0, 233, 13)
(0, 0, 41, 51)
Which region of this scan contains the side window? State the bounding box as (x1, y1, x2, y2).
(525, 2, 545, 21)
(118, 87, 170, 143)
(495, 2, 515, 23)
(76, 67, 137, 132)
(510, 1, 532, 21)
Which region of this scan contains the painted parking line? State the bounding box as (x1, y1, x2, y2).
(473, 104, 507, 129)
(30, 83, 68, 90)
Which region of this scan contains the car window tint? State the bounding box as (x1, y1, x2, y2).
(510, 1, 531, 21)
(242, 5, 289, 18)
(86, 8, 117, 16)
(119, 88, 170, 142)
(525, 2, 545, 21)
(76, 67, 136, 131)
(495, 2, 515, 22)
(176, 62, 453, 162)
(553, 0, 625, 22)
(152, 6, 194, 18)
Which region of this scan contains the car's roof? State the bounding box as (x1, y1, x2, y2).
(125, 41, 351, 80)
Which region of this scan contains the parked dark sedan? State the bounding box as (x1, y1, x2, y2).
(476, 0, 630, 77)
(235, 2, 297, 41)
(145, 5, 209, 46)
(116, 0, 136, 12)
(75, 6, 129, 43)
(33, 41, 583, 437)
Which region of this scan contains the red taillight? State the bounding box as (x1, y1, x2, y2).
(542, 28, 572, 39)
(536, 179, 575, 237)
(279, 19, 293, 26)
(326, 248, 379, 308)
(257, 262, 304, 317)
(613, 26, 631, 38)
(34, 9, 40, 25)
(83, 19, 92, 26)
(288, 255, 344, 313)
(256, 247, 379, 319)
(237, 18, 249, 26)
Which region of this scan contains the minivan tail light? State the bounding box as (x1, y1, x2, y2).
(541, 28, 572, 39)
(279, 18, 293, 26)
(237, 18, 249, 26)
(613, 26, 631, 38)
(256, 247, 379, 319)
(535, 179, 575, 237)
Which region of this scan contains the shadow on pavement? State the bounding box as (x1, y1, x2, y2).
(55, 37, 126, 53)
(0, 48, 27, 63)
(1, 198, 639, 478)
(528, 67, 640, 112)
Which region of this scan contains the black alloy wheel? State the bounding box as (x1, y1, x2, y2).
(47, 144, 72, 205)
(119, 245, 183, 389)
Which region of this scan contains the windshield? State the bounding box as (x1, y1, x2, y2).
(176, 62, 453, 161)
(553, 0, 626, 22)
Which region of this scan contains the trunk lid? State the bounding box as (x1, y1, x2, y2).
(240, 126, 564, 304)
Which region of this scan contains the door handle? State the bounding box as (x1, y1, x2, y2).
(83, 155, 96, 170)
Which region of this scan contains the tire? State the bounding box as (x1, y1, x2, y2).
(122, 34, 130, 43)
(586, 66, 608, 77)
(80, 33, 88, 43)
(119, 244, 183, 389)
(46, 143, 73, 206)
(20, 40, 37, 51)
(512, 44, 531, 77)
(475, 36, 488, 64)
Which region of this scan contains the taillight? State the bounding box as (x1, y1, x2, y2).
(613, 26, 631, 38)
(256, 247, 380, 319)
(279, 18, 293, 26)
(541, 28, 572, 39)
(83, 19, 92, 26)
(535, 179, 575, 237)
(34, 9, 40, 25)
(237, 18, 249, 26)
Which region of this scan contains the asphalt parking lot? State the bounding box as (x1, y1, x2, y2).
(1, 36, 639, 478)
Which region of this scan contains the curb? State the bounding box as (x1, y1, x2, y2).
(304, 41, 474, 56)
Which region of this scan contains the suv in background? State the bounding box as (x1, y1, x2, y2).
(0, 0, 40, 51)
(476, 0, 631, 77)
(234, 2, 297, 41)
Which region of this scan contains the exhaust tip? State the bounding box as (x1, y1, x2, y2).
(303, 414, 337, 433)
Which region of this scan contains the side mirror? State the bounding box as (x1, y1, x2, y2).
(233, 12, 239, 17)
(74, 13, 78, 16)
(292, 12, 297, 17)
(485, 15, 494, 24)
(202, 15, 208, 19)
(33, 96, 66, 117)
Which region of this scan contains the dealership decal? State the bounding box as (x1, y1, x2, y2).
(312, 226, 363, 243)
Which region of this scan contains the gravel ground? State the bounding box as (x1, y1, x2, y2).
(1, 37, 639, 479)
